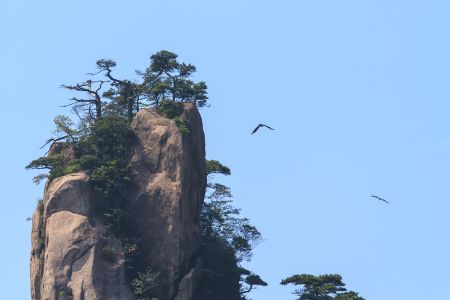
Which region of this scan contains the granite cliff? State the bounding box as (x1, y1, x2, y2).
(30, 103, 206, 300)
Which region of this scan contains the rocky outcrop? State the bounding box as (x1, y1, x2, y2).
(30, 172, 134, 300)
(129, 103, 206, 300)
(31, 103, 206, 300)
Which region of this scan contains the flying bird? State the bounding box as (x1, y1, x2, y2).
(251, 124, 275, 134)
(26, 217, 32, 221)
(371, 195, 389, 204)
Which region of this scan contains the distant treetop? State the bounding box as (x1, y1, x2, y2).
(281, 274, 364, 300)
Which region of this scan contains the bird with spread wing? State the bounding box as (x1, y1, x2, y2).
(371, 195, 389, 204)
(251, 123, 274, 134)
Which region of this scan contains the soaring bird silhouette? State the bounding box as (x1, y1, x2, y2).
(371, 195, 389, 204)
(251, 123, 274, 134)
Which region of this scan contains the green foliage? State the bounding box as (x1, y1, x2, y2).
(53, 115, 79, 142)
(83, 115, 134, 161)
(203, 183, 261, 261)
(131, 268, 159, 300)
(199, 161, 265, 299)
(26, 154, 68, 182)
(149, 50, 179, 73)
(101, 245, 116, 262)
(335, 291, 365, 300)
(27, 51, 208, 299)
(32, 174, 48, 185)
(71, 154, 100, 170)
(28, 117, 135, 239)
(26, 115, 86, 184)
(200, 236, 241, 300)
(141, 50, 208, 107)
(156, 100, 190, 134)
(57, 289, 73, 300)
(280, 274, 364, 300)
(173, 116, 189, 134)
(26, 154, 64, 171)
(120, 237, 157, 293)
(157, 99, 181, 119)
(37, 199, 44, 214)
(206, 160, 231, 176)
(78, 117, 134, 236)
(96, 58, 116, 69)
(90, 161, 129, 205)
(244, 274, 267, 288)
(36, 199, 45, 252)
(122, 240, 139, 256)
(28, 50, 207, 183)
(239, 267, 268, 297)
(122, 239, 140, 268)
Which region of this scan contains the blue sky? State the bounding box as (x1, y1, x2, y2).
(1, 1, 450, 299)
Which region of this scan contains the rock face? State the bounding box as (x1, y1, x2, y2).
(30, 103, 206, 300)
(30, 173, 133, 300)
(129, 103, 206, 300)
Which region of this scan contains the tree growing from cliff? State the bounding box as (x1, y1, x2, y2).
(281, 274, 365, 300)
(93, 59, 143, 122)
(59, 50, 208, 127)
(27, 50, 208, 183)
(199, 160, 267, 300)
(27, 51, 211, 300)
(139, 50, 208, 107)
(61, 79, 106, 121)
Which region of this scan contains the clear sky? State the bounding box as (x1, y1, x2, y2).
(1, 1, 449, 299)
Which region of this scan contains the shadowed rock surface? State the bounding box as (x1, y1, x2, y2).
(31, 103, 206, 300)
